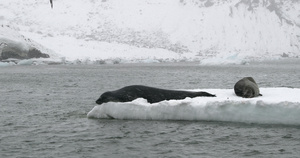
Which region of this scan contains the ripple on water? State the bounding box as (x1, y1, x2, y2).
(1, 62, 300, 157)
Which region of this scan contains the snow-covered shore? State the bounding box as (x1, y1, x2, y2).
(1, 0, 300, 65)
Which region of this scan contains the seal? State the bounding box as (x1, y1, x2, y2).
(234, 77, 262, 98)
(96, 85, 216, 104)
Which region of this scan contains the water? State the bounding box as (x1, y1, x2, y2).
(1, 60, 300, 157)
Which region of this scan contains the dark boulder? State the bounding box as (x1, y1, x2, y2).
(28, 48, 50, 58)
(0, 43, 50, 60)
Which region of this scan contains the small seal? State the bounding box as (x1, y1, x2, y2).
(234, 77, 262, 98)
(96, 85, 216, 104)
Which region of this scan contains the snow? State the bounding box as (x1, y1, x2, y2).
(1, 1, 300, 124)
(1, 0, 300, 65)
(87, 88, 300, 125)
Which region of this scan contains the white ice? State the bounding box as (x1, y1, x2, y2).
(87, 88, 300, 125)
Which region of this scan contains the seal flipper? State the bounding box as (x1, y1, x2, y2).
(259, 94, 263, 96)
(106, 114, 115, 119)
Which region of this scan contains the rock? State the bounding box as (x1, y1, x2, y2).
(0, 41, 50, 60)
(28, 48, 50, 58)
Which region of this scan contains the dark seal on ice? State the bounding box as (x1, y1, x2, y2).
(96, 85, 216, 104)
(234, 77, 262, 98)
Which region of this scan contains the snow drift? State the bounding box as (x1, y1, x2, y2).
(1, 0, 299, 64)
(88, 88, 300, 125)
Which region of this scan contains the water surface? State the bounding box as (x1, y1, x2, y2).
(1, 60, 300, 157)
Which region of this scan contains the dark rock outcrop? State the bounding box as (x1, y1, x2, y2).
(28, 48, 50, 59)
(0, 42, 50, 61)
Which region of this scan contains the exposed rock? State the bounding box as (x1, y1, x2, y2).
(0, 25, 51, 62)
(28, 48, 50, 58)
(0, 42, 49, 60)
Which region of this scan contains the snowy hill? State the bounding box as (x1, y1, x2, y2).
(1, 0, 299, 64)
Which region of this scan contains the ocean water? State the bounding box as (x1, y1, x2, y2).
(1, 60, 300, 157)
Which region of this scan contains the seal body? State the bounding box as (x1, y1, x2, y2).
(96, 85, 216, 104)
(234, 77, 262, 98)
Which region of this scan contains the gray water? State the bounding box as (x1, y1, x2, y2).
(1, 60, 300, 158)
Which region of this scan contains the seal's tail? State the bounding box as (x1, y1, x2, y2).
(198, 92, 216, 97)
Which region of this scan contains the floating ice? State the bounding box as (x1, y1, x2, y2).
(87, 88, 300, 125)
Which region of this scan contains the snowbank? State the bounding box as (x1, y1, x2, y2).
(87, 88, 300, 125)
(1, 0, 299, 65)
